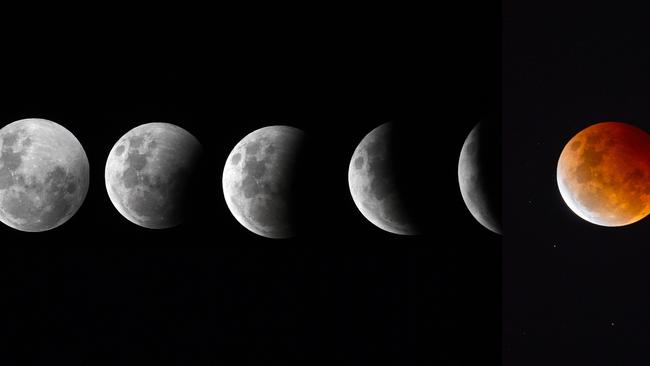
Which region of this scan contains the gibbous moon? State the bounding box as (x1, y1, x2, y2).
(348, 123, 419, 235)
(105, 123, 203, 229)
(557, 122, 650, 226)
(222, 125, 306, 239)
(458, 122, 502, 234)
(0, 118, 89, 232)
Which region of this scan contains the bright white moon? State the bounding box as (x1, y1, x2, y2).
(0, 118, 89, 232)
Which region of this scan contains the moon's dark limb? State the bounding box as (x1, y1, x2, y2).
(105, 123, 203, 229)
(0, 119, 89, 232)
(458, 122, 502, 234)
(348, 123, 422, 235)
(223, 126, 305, 239)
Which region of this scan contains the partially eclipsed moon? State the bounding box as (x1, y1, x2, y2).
(222, 125, 305, 239)
(105, 123, 202, 229)
(348, 123, 419, 235)
(557, 122, 650, 226)
(0, 118, 89, 232)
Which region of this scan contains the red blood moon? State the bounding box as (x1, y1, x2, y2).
(557, 122, 650, 226)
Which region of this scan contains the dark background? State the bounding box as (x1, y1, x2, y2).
(504, 2, 650, 365)
(2, 7, 499, 364)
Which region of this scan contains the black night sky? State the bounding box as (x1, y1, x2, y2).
(504, 2, 650, 365)
(3, 6, 500, 365)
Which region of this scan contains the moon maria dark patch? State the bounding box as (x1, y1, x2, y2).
(47, 166, 67, 184)
(580, 146, 604, 167)
(147, 140, 157, 150)
(368, 157, 394, 200)
(42, 166, 78, 220)
(129, 188, 165, 219)
(2, 131, 19, 147)
(66, 181, 77, 194)
(126, 150, 148, 171)
(115, 145, 125, 156)
(0, 143, 24, 189)
(142, 174, 164, 189)
(250, 197, 289, 230)
(1, 165, 77, 230)
(241, 174, 264, 198)
(2, 190, 39, 222)
(465, 140, 478, 156)
(586, 130, 605, 145)
(0, 149, 22, 189)
(40, 192, 72, 229)
(0, 147, 23, 171)
(122, 167, 138, 188)
(570, 140, 582, 151)
(243, 158, 266, 179)
(245, 141, 261, 155)
(126, 165, 191, 226)
(231, 153, 241, 165)
(241, 158, 270, 199)
(625, 168, 645, 183)
(130, 135, 145, 149)
(354, 157, 364, 169)
(0, 168, 12, 189)
(365, 138, 385, 157)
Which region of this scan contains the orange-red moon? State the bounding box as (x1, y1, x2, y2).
(557, 122, 650, 226)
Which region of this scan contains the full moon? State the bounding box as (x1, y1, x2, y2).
(0, 118, 89, 232)
(105, 123, 203, 229)
(222, 125, 306, 239)
(348, 123, 419, 235)
(557, 122, 650, 226)
(458, 122, 502, 234)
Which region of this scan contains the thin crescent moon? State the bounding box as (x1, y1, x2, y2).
(458, 122, 502, 234)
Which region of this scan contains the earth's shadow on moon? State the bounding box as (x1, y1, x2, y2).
(347, 122, 452, 236)
(290, 133, 320, 237)
(221, 125, 317, 239)
(105, 124, 205, 230)
(374, 124, 431, 234)
(167, 148, 207, 228)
